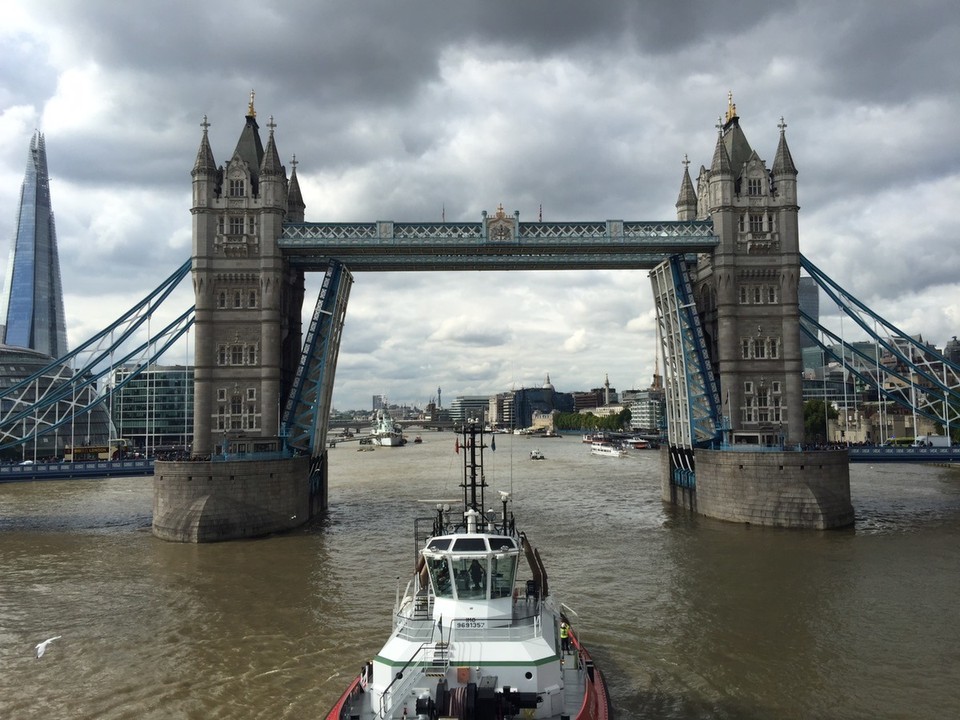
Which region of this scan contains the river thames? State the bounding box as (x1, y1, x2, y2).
(1, 433, 959, 719)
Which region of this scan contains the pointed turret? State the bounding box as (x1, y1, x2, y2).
(772, 117, 798, 176)
(192, 115, 217, 177)
(287, 155, 305, 222)
(260, 115, 284, 177)
(232, 90, 265, 183)
(710, 125, 733, 176)
(772, 117, 798, 206)
(676, 155, 698, 221)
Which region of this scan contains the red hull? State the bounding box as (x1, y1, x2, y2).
(571, 629, 613, 720)
(325, 673, 363, 720)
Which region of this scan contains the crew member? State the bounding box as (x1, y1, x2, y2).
(560, 620, 571, 653)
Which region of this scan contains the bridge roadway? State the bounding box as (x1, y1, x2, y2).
(847, 446, 960, 463)
(279, 219, 719, 271)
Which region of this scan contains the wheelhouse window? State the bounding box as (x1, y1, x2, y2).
(453, 557, 487, 600)
(490, 554, 518, 598)
(427, 556, 453, 598)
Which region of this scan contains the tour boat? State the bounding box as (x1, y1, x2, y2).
(590, 441, 627, 458)
(325, 423, 612, 720)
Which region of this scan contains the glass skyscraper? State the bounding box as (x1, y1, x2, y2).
(0, 131, 69, 359)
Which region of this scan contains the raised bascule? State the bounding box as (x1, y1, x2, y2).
(152, 93, 854, 542)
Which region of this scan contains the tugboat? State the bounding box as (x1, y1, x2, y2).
(326, 422, 612, 719)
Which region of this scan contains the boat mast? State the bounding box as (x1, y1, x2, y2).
(460, 422, 487, 517)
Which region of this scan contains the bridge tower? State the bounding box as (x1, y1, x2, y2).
(689, 97, 804, 445)
(662, 97, 853, 528)
(153, 96, 311, 542)
(190, 93, 305, 457)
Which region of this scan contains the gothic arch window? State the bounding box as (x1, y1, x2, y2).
(247, 345, 257, 365)
(231, 345, 243, 365)
(217, 291, 226, 308)
(229, 178, 245, 197)
(233, 291, 242, 308)
(747, 177, 763, 196)
(248, 290, 258, 308)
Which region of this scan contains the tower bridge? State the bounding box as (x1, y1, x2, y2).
(12, 94, 918, 540)
(146, 93, 859, 542)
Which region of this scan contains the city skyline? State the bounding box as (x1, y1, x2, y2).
(1, 1, 958, 411)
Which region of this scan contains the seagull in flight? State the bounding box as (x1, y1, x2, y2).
(35, 636, 61, 659)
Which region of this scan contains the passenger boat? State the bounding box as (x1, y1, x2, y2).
(590, 441, 626, 458)
(326, 423, 612, 720)
(529, 448, 545, 460)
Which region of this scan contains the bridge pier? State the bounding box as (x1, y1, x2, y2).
(153, 455, 312, 542)
(660, 448, 853, 529)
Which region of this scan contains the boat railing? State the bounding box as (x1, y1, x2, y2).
(377, 643, 437, 719)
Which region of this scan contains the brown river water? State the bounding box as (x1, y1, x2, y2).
(1, 433, 959, 719)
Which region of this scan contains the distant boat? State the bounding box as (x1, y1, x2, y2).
(413, 435, 423, 444)
(626, 437, 652, 449)
(591, 441, 627, 458)
(372, 409, 405, 447)
(529, 448, 545, 460)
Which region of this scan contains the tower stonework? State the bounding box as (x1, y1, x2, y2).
(691, 104, 803, 445)
(189, 101, 304, 457)
(153, 98, 311, 542)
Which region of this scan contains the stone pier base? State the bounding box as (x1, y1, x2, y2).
(153, 456, 313, 542)
(661, 448, 854, 529)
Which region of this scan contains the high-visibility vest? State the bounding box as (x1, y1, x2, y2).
(560, 623, 569, 639)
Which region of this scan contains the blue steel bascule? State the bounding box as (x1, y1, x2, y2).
(12, 96, 960, 535)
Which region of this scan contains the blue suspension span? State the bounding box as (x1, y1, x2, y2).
(800, 253, 960, 426)
(0, 308, 195, 452)
(0, 259, 194, 452)
(800, 310, 948, 426)
(0, 259, 192, 400)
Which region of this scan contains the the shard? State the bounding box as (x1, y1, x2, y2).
(0, 131, 69, 359)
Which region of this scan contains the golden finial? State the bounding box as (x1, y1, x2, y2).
(723, 91, 739, 123)
(248, 89, 256, 118)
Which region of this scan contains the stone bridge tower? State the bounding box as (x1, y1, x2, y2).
(189, 94, 305, 457)
(679, 97, 804, 446)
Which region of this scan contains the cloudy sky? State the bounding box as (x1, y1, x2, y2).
(1, 0, 958, 411)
